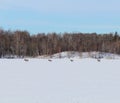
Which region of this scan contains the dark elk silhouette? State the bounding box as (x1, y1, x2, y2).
(24, 58, 29, 62)
(97, 59, 101, 62)
(70, 59, 74, 62)
(48, 59, 52, 62)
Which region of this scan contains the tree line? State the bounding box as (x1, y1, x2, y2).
(0, 28, 120, 58)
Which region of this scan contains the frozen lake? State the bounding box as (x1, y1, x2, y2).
(0, 58, 120, 103)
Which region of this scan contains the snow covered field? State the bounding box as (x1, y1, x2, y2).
(0, 58, 120, 103)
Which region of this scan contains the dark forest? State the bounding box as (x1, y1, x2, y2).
(0, 29, 120, 58)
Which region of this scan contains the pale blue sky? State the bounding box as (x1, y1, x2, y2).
(0, 0, 120, 34)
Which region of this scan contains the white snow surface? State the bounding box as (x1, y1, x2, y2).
(38, 51, 120, 59)
(0, 58, 120, 103)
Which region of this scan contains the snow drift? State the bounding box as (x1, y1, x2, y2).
(38, 51, 120, 59)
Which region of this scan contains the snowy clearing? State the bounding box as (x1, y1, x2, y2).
(37, 51, 120, 59)
(0, 58, 120, 103)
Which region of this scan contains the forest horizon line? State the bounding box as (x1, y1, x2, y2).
(0, 28, 120, 58)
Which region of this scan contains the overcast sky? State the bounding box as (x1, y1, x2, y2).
(0, 0, 120, 34)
